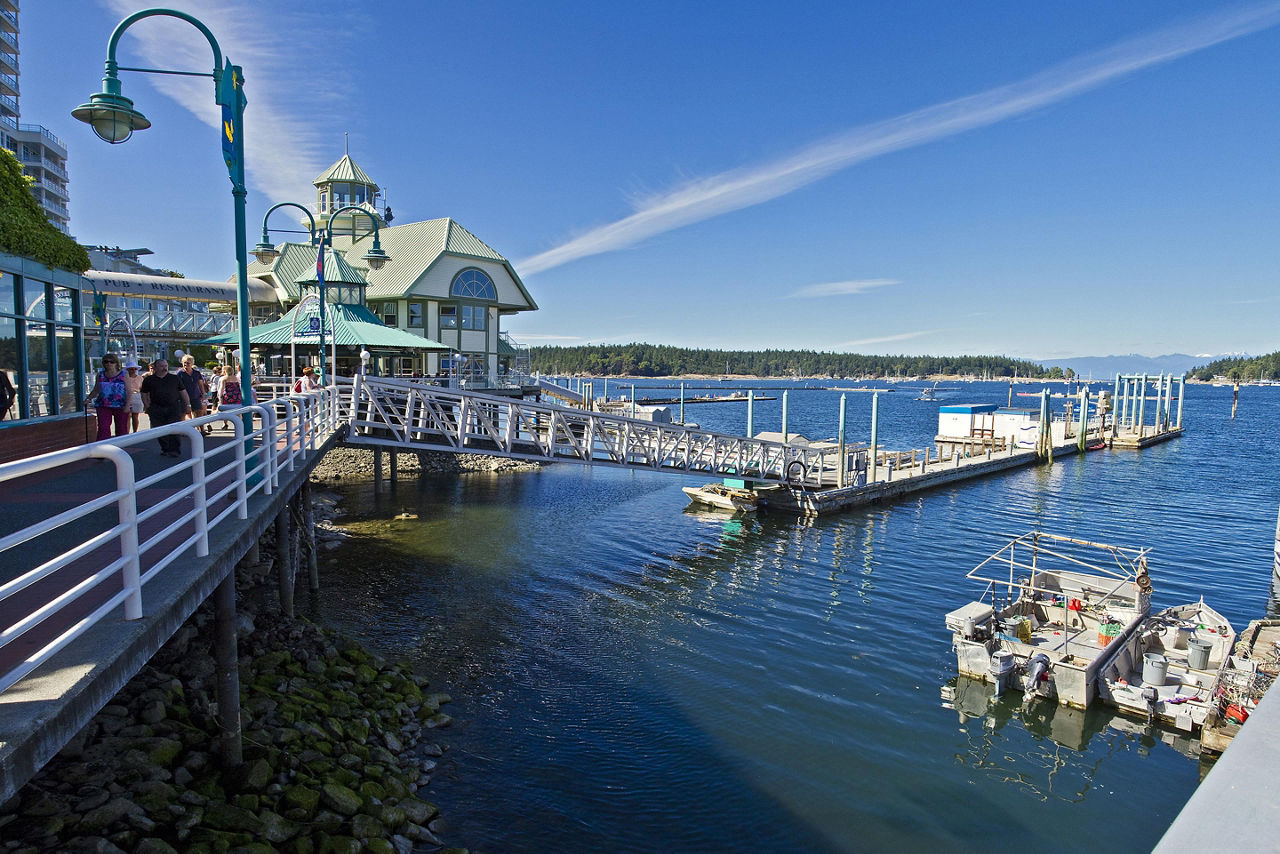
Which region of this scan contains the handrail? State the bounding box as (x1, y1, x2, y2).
(0, 385, 342, 694)
(343, 374, 833, 487)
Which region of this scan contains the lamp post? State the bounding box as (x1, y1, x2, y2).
(73, 8, 254, 408)
(254, 205, 390, 384)
(360, 348, 371, 376)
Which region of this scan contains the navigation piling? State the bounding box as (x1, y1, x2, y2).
(837, 394, 847, 488)
(782, 390, 789, 443)
(869, 392, 880, 482)
(747, 390, 754, 437)
(1111, 373, 1185, 448)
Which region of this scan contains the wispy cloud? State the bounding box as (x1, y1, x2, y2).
(99, 0, 356, 202)
(517, 3, 1280, 276)
(789, 279, 899, 299)
(836, 329, 941, 349)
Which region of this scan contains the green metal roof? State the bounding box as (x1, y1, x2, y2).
(196, 302, 450, 351)
(344, 218, 537, 310)
(313, 154, 379, 189)
(242, 242, 366, 302)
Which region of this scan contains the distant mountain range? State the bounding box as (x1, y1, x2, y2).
(1037, 353, 1240, 378)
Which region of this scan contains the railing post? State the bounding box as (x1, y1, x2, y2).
(233, 415, 248, 520)
(192, 430, 209, 557)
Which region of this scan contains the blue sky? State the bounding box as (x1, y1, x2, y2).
(21, 1, 1280, 359)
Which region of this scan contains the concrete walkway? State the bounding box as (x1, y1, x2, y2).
(0, 418, 342, 803)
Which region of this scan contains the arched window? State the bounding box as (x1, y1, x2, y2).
(450, 268, 497, 300)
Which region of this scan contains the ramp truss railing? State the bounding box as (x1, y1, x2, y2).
(343, 374, 835, 486)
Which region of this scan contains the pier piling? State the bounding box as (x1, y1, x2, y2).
(213, 573, 243, 768)
(275, 504, 294, 618)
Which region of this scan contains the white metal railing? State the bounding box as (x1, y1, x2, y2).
(343, 374, 832, 486)
(0, 386, 342, 694)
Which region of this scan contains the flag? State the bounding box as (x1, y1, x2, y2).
(316, 242, 325, 286)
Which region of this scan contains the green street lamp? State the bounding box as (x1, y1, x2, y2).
(73, 8, 254, 407)
(254, 204, 391, 383)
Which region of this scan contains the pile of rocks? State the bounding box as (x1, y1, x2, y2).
(0, 522, 464, 853)
(311, 446, 540, 483)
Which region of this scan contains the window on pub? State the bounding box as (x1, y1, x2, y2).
(408, 302, 423, 327)
(381, 302, 397, 326)
(460, 305, 487, 331)
(440, 305, 458, 329)
(319, 190, 328, 213)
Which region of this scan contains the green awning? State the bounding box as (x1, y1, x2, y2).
(194, 302, 450, 351)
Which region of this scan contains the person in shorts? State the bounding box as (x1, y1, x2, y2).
(123, 359, 145, 432)
(177, 354, 209, 433)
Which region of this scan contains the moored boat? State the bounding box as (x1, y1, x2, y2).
(945, 532, 1152, 708)
(681, 483, 758, 513)
(1097, 600, 1235, 732)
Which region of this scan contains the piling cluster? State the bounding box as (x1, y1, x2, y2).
(0, 503, 463, 853)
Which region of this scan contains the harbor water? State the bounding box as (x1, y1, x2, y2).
(316, 381, 1278, 852)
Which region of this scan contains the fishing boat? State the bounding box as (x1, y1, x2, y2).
(1096, 600, 1235, 732)
(681, 483, 758, 513)
(945, 532, 1152, 708)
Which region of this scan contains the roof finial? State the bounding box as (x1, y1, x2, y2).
(344, 132, 349, 155)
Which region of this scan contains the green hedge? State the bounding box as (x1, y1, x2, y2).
(0, 147, 90, 273)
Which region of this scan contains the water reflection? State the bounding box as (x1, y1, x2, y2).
(943, 675, 1205, 805)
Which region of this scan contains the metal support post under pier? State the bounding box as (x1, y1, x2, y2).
(212, 572, 243, 768)
(275, 502, 294, 618)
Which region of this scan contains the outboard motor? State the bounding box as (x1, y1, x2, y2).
(1023, 653, 1051, 698)
(990, 650, 1016, 696)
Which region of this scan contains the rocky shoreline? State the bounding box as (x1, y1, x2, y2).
(0, 486, 464, 854)
(310, 446, 542, 483)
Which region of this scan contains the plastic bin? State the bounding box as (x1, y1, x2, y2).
(1187, 638, 1212, 671)
(1142, 652, 1169, 686)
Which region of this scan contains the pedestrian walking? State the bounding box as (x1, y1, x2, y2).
(123, 359, 144, 432)
(178, 354, 210, 432)
(86, 354, 129, 440)
(218, 364, 243, 410)
(140, 359, 191, 457)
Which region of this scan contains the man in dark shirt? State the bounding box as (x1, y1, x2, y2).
(140, 359, 191, 457)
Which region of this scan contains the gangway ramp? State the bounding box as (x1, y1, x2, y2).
(345, 375, 836, 487)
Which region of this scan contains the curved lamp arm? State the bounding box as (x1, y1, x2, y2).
(255, 202, 318, 262)
(325, 205, 391, 270)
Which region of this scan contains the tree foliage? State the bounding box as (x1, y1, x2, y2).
(529, 344, 1048, 378)
(0, 148, 90, 272)
(1188, 352, 1280, 382)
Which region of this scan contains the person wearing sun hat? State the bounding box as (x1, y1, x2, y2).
(123, 358, 144, 432)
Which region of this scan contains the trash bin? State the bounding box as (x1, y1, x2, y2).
(1187, 638, 1213, 671)
(1142, 652, 1169, 686)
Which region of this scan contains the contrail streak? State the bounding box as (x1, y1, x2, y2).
(517, 4, 1280, 276)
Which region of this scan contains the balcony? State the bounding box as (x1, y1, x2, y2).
(18, 124, 66, 151)
(40, 178, 67, 200)
(0, 113, 14, 131)
(42, 199, 69, 219)
(0, 71, 16, 97)
(0, 93, 15, 114)
(0, 28, 16, 53)
(0, 9, 15, 32)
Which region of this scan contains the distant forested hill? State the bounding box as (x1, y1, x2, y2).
(527, 344, 1048, 378)
(1188, 352, 1280, 381)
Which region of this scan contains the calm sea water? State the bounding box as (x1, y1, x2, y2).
(316, 381, 1279, 853)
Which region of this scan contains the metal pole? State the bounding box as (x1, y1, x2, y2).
(1176, 377, 1185, 429)
(747, 390, 754, 438)
(1077, 388, 1088, 453)
(782, 389, 789, 443)
(630, 384, 636, 418)
(680, 382, 685, 424)
(1039, 389, 1050, 461)
(275, 505, 293, 618)
(837, 393, 847, 488)
(870, 392, 879, 482)
(213, 571, 242, 767)
(1137, 373, 1147, 437)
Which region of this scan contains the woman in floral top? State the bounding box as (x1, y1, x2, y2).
(87, 354, 129, 440)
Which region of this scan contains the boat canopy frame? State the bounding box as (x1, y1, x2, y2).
(967, 531, 1152, 610)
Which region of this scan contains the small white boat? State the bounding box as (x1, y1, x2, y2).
(1097, 600, 1235, 732)
(681, 483, 758, 513)
(946, 532, 1152, 709)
